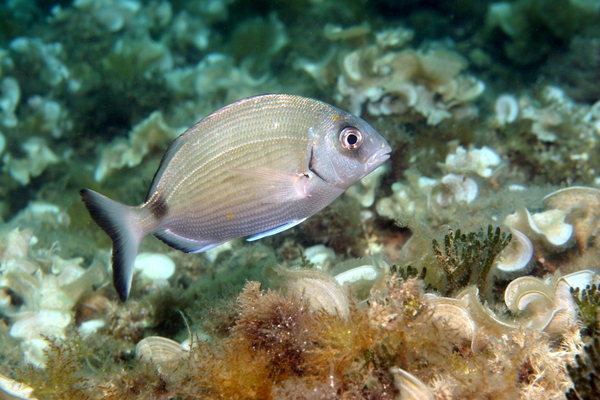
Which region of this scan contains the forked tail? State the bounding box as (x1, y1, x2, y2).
(80, 189, 145, 301)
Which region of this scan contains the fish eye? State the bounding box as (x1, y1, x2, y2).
(339, 126, 363, 150)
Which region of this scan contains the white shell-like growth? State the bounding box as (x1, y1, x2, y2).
(0, 373, 38, 400)
(134, 252, 176, 281)
(303, 245, 336, 270)
(443, 146, 501, 178)
(494, 228, 533, 273)
(136, 336, 188, 372)
(332, 255, 389, 299)
(334, 265, 379, 286)
(504, 274, 578, 333)
(505, 207, 573, 246)
(427, 296, 476, 343)
(389, 367, 434, 400)
(530, 209, 573, 246)
(270, 268, 350, 319)
(436, 173, 478, 206)
(494, 94, 519, 125)
(562, 269, 600, 289)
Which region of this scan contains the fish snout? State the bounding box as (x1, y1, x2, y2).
(368, 144, 392, 166)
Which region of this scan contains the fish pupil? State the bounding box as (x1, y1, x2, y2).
(340, 126, 362, 150)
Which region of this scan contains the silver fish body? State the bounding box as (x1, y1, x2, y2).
(81, 94, 391, 301)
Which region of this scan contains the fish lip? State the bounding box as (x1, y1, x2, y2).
(368, 146, 392, 165)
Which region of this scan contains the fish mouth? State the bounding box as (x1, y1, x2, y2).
(368, 145, 392, 165)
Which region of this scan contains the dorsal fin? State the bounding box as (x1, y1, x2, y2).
(145, 128, 192, 201)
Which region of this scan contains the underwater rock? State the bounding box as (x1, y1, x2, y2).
(484, 0, 600, 65)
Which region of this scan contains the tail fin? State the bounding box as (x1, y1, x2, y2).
(80, 189, 145, 302)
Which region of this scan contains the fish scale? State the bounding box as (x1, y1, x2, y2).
(81, 94, 391, 301)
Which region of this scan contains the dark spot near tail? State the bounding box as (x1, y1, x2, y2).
(148, 192, 169, 220)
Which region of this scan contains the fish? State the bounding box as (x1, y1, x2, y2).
(80, 94, 391, 301)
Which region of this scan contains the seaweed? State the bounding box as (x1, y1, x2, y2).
(391, 264, 427, 281)
(566, 338, 600, 400)
(17, 334, 99, 400)
(432, 225, 512, 297)
(571, 284, 600, 337)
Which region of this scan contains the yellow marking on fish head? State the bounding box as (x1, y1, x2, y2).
(333, 115, 340, 121)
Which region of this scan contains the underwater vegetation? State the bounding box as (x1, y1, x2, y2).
(1, 0, 600, 399)
(431, 225, 511, 297)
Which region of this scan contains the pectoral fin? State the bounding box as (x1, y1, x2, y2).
(229, 168, 311, 203)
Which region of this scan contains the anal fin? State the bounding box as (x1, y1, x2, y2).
(155, 229, 220, 253)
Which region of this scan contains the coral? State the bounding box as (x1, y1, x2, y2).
(0, 225, 106, 367)
(442, 145, 501, 178)
(94, 111, 176, 182)
(336, 44, 485, 124)
(494, 87, 600, 186)
(2, 137, 60, 185)
(345, 163, 389, 207)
